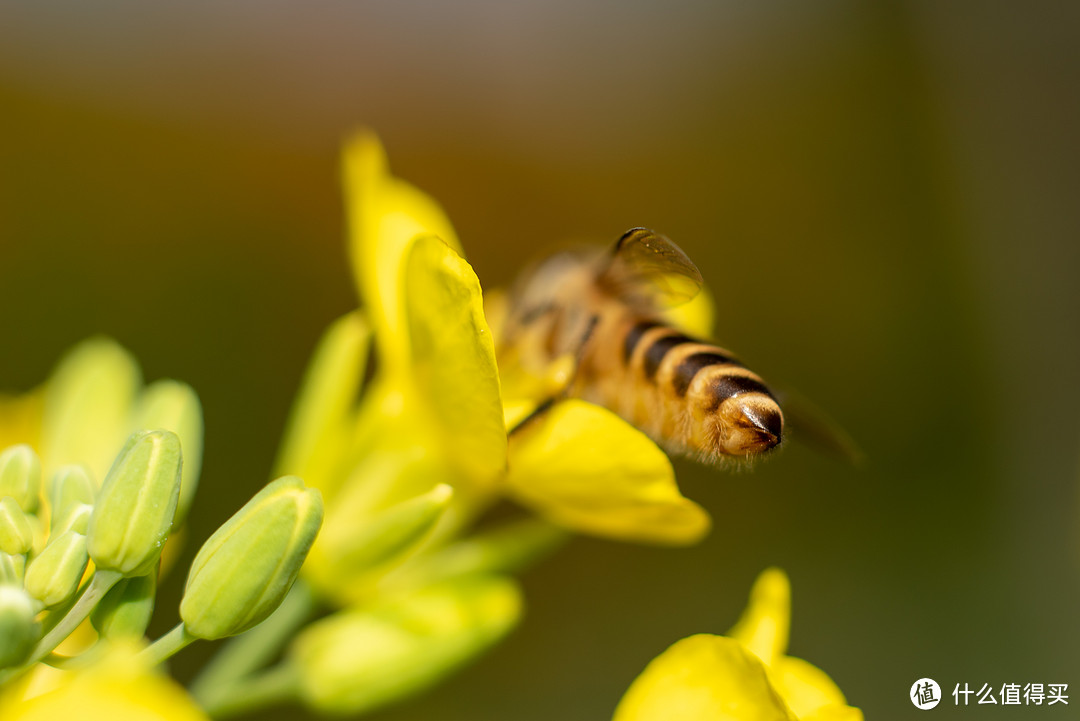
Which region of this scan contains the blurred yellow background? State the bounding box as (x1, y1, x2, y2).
(2, 2, 1078, 719)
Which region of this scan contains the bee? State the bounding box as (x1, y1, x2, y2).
(497, 227, 784, 462)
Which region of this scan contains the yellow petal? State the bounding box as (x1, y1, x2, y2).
(727, 567, 790, 667)
(2, 641, 209, 721)
(274, 311, 371, 500)
(770, 656, 853, 720)
(404, 236, 506, 485)
(343, 130, 461, 368)
(506, 400, 709, 545)
(613, 634, 796, 721)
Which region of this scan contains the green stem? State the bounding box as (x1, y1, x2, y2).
(31, 570, 121, 663)
(201, 663, 301, 719)
(141, 622, 197, 667)
(189, 579, 316, 707)
(39, 575, 90, 635)
(0, 569, 123, 685)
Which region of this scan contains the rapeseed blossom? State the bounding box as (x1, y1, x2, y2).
(614, 568, 863, 721)
(1, 130, 864, 720)
(336, 130, 711, 549)
(186, 130, 713, 717)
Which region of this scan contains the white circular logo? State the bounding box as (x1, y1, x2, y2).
(911, 678, 941, 710)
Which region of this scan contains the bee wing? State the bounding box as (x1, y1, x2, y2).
(596, 228, 704, 309)
(775, 386, 864, 466)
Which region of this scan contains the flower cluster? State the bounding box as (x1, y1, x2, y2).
(0, 342, 322, 720)
(0, 131, 863, 720)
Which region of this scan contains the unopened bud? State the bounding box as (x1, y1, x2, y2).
(396, 517, 567, 588)
(87, 430, 182, 576)
(180, 476, 322, 639)
(0, 586, 38, 668)
(41, 337, 140, 481)
(316, 484, 451, 581)
(49, 465, 95, 532)
(24, 529, 88, 607)
(293, 575, 521, 715)
(0, 445, 41, 513)
(0, 552, 25, 585)
(132, 380, 203, 524)
(0, 497, 34, 555)
(91, 573, 156, 639)
(53, 503, 92, 536)
(274, 311, 369, 494)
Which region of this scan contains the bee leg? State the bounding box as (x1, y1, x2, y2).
(508, 397, 557, 435)
(565, 314, 599, 387)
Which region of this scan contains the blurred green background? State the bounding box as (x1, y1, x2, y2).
(1, 2, 1078, 719)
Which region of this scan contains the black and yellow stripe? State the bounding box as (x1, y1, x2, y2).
(618, 318, 783, 457)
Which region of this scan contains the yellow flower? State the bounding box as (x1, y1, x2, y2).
(0, 641, 209, 721)
(284, 134, 510, 604)
(614, 568, 863, 721)
(296, 130, 708, 560)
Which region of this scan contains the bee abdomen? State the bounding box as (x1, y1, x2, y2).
(621, 320, 782, 457)
(672, 351, 738, 396)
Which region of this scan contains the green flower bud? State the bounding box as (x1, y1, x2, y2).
(0, 552, 25, 586)
(53, 503, 92, 536)
(274, 311, 369, 492)
(91, 572, 156, 639)
(395, 518, 567, 588)
(0, 444, 42, 513)
(316, 484, 451, 580)
(87, 430, 182, 576)
(292, 575, 521, 715)
(24, 529, 89, 607)
(41, 337, 140, 482)
(0, 586, 38, 668)
(49, 465, 95, 532)
(180, 476, 322, 640)
(0, 497, 34, 555)
(132, 380, 203, 524)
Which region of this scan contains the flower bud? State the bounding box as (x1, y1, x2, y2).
(313, 484, 451, 583)
(53, 503, 93, 536)
(87, 430, 182, 577)
(292, 575, 521, 715)
(0, 496, 34, 555)
(24, 529, 89, 607)
(274, 311, 369, 495)
(0, 552, 25, 586)
(180, 476, 322, 640)
(395, 517, 567, 588)
(0, 444, 42, 513)
(132, 380, 203, 524)
(91, 573, 156, 639)
(0, 586, 38, 668)
(41, 337, 140, 481)
(49, 464, 95, 532)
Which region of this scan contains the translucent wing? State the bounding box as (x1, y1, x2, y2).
(596, 228, 704, 309)
(774, 386, 864, 466)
